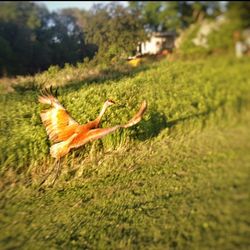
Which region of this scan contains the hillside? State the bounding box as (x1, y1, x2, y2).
(0, 55, 250, 249)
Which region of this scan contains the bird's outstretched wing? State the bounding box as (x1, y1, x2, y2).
(70, 126, 121, 149)
(123, 100, 147, 128)
(39, 93, 80, 143)
(69, 100, 148, 149)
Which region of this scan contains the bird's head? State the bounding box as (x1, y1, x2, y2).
(105, 99, 116, 106)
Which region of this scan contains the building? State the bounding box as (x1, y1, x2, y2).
(137, 32, 176, 56)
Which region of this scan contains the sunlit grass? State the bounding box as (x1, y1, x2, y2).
(0, 55, 250, 249)
(1, 56, 249, 177)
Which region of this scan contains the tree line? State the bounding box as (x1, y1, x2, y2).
(0, 1, 249, 77)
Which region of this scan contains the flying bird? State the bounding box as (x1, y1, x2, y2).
(38, 90, 147, 185)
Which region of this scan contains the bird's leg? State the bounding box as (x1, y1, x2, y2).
(50, 159, 61, 187)
(38, 159, 58, 187)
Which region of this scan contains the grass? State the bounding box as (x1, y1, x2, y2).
(0, 55, 250, 249)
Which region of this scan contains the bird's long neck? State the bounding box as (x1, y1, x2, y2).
(95, 103, 109, 126)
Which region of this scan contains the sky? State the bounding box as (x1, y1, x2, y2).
(40, 1, 128, 12)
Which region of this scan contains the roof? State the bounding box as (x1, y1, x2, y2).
(150, 32, 176, 38)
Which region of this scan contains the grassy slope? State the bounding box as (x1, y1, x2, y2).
(0, 56, 250, 249)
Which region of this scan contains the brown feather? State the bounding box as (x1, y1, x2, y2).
(39, 93, 147, 159)
(39, 94, 79, 143)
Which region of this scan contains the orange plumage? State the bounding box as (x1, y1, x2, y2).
(39, 93, 147, 160)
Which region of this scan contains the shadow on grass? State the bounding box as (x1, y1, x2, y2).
(133, 109, 167, 141)
(12, 63, 152, 94)
(133, 100, 228, 141)
(166, 101, 227, 129)
(61, 64, 152, 94)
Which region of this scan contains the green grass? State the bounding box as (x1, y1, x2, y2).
(0, 55, 250, 249)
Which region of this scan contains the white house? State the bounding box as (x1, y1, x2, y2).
(137, 32, 176, 55)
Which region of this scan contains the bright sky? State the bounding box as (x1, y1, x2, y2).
(40, 1, 128, 11)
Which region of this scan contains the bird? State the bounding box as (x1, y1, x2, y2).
(38, 90, 147, 185)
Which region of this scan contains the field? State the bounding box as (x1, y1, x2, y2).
(0, 55, 250, 249)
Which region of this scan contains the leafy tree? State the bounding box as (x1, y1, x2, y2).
(0, 1, 247, 76)
(76, 3, 146, 63)
(47, 11, 85, 66)
(227, 1, 250, 29)
(128, 1, 223, 32)
(0, 2, 88, 76)
(0, 2, 43, 74)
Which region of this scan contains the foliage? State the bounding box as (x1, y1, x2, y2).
(176, 1, 250, 57)
(68, 3, 146, 64)
(227, 1, 250, 29)
(177, 23, 209, 57)
(206, 18, 239, 53)
(0, 2, 147, 76)
(0, 2, 248, 76)
(129, 1, 223, 32)
(0, 2, 91, 76)
(0, 1, 240, 76)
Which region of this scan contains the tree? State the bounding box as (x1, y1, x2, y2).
(128, 1, 223, 33)
(0, 2, 89, 76)
(227, 1, 250, 29)
(0, 1, 44, 75)
(74, 3, 146, 63)
(47, 11, 85, 66)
